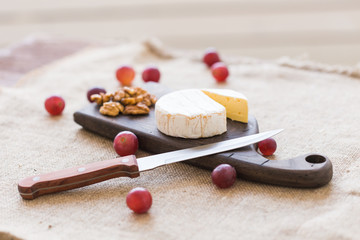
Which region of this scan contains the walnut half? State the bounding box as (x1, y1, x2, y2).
(123, 102, 150, 115)
(91, 92, 113, 105)
(99, 102, 124, 117)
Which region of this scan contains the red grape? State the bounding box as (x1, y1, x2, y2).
(113, 131, 138, 156)
(116, 65, 135, 86)
(126, 187, 152, 214)
(211, 62, 229, 83)
(258, 138, 277, 156)
(87, 87, 106, 102)
(203, 48, 221, 67)
(44, 96, 65, 116)
(142, 66, 161, 83)
(211, 164, 236, 188)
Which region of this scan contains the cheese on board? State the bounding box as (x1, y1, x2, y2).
(155, 89, 227, 138)
(202, 89, 248, 123)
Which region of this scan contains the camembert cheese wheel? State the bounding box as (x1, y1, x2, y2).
(155, 88, 249, 138)
(155, 89, 227, 138)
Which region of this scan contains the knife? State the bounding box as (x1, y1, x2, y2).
(18, 129, 282, 200)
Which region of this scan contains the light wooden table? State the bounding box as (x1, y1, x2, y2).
(1, 0, 359, 65)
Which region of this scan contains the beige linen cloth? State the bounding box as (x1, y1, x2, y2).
(1, 40, 360, 240)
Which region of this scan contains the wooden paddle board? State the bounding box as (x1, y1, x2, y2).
(74, 83, 332, 188)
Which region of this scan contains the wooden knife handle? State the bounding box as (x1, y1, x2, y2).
(18, 155, 139, 200)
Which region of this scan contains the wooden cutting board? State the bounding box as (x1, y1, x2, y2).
(74, 83, 332, 188)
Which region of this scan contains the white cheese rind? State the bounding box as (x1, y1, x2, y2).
(155, 89, 227, 138)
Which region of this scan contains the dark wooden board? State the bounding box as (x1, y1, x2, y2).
(74, 84, 332, 188)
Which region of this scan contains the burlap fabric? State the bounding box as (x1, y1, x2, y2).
(1, 41, 359, 240)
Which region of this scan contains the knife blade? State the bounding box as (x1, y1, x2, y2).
(18, 129, 282, 200)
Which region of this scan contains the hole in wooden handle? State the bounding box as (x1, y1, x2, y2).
(305, 155, 326, 164)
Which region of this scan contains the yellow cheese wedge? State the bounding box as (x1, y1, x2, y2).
(201, 89, 248, 123)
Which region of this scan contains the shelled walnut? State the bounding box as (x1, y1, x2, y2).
(99, 102, 124, 116)
(123, 102, 150, 115)
(91, 86, 157, 117)
(90, 92, 113, 105)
